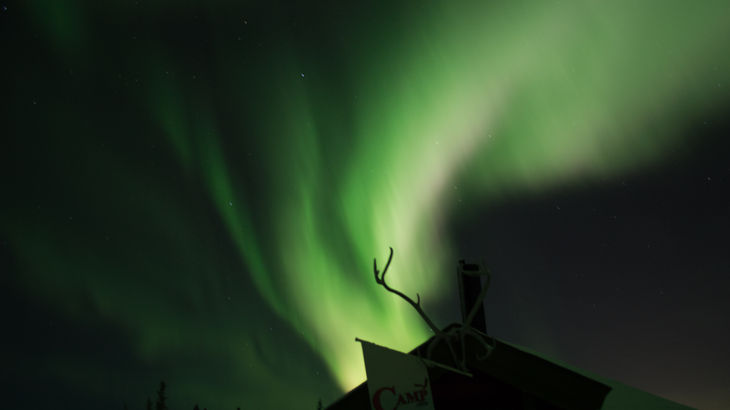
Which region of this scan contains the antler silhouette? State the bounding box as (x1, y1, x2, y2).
(373, 247, 442, 335)
(373, 247, 496, 373)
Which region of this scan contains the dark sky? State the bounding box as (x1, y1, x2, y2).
(2, 1, 729, 409)
(451, 117, 730, 409)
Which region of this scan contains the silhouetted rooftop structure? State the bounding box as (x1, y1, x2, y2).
(326, 324, 693, 409)
(326, 255, 693, 409)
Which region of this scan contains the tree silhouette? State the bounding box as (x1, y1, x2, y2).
(193, 405, 200, 410)
(146, 397, 153, 410)
(317, 398, 323, 409)
(155, 381, 168, 410)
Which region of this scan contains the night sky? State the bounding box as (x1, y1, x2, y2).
(2, 1, 729, 409)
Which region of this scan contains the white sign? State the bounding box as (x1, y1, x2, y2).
(359, 339, 435, 410)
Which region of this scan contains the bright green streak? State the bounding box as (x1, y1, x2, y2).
(13, 0, 730, 405)
(258, 1, 730, 390)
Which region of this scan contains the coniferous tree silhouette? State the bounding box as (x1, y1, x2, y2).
(155, 381, 168, 410)
(317, 398, 323, 409)
(146, 397, 153, 410)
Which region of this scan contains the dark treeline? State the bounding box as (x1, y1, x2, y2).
(124, 381, 324, 409)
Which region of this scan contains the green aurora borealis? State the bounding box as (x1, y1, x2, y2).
(3, 1, 730, 409)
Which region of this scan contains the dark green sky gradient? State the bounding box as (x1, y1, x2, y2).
(2, 1, 730, 409)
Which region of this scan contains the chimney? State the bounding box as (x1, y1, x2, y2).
(457, 260, 488, 334)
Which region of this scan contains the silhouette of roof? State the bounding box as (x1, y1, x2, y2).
(326, 323, 692, 410)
